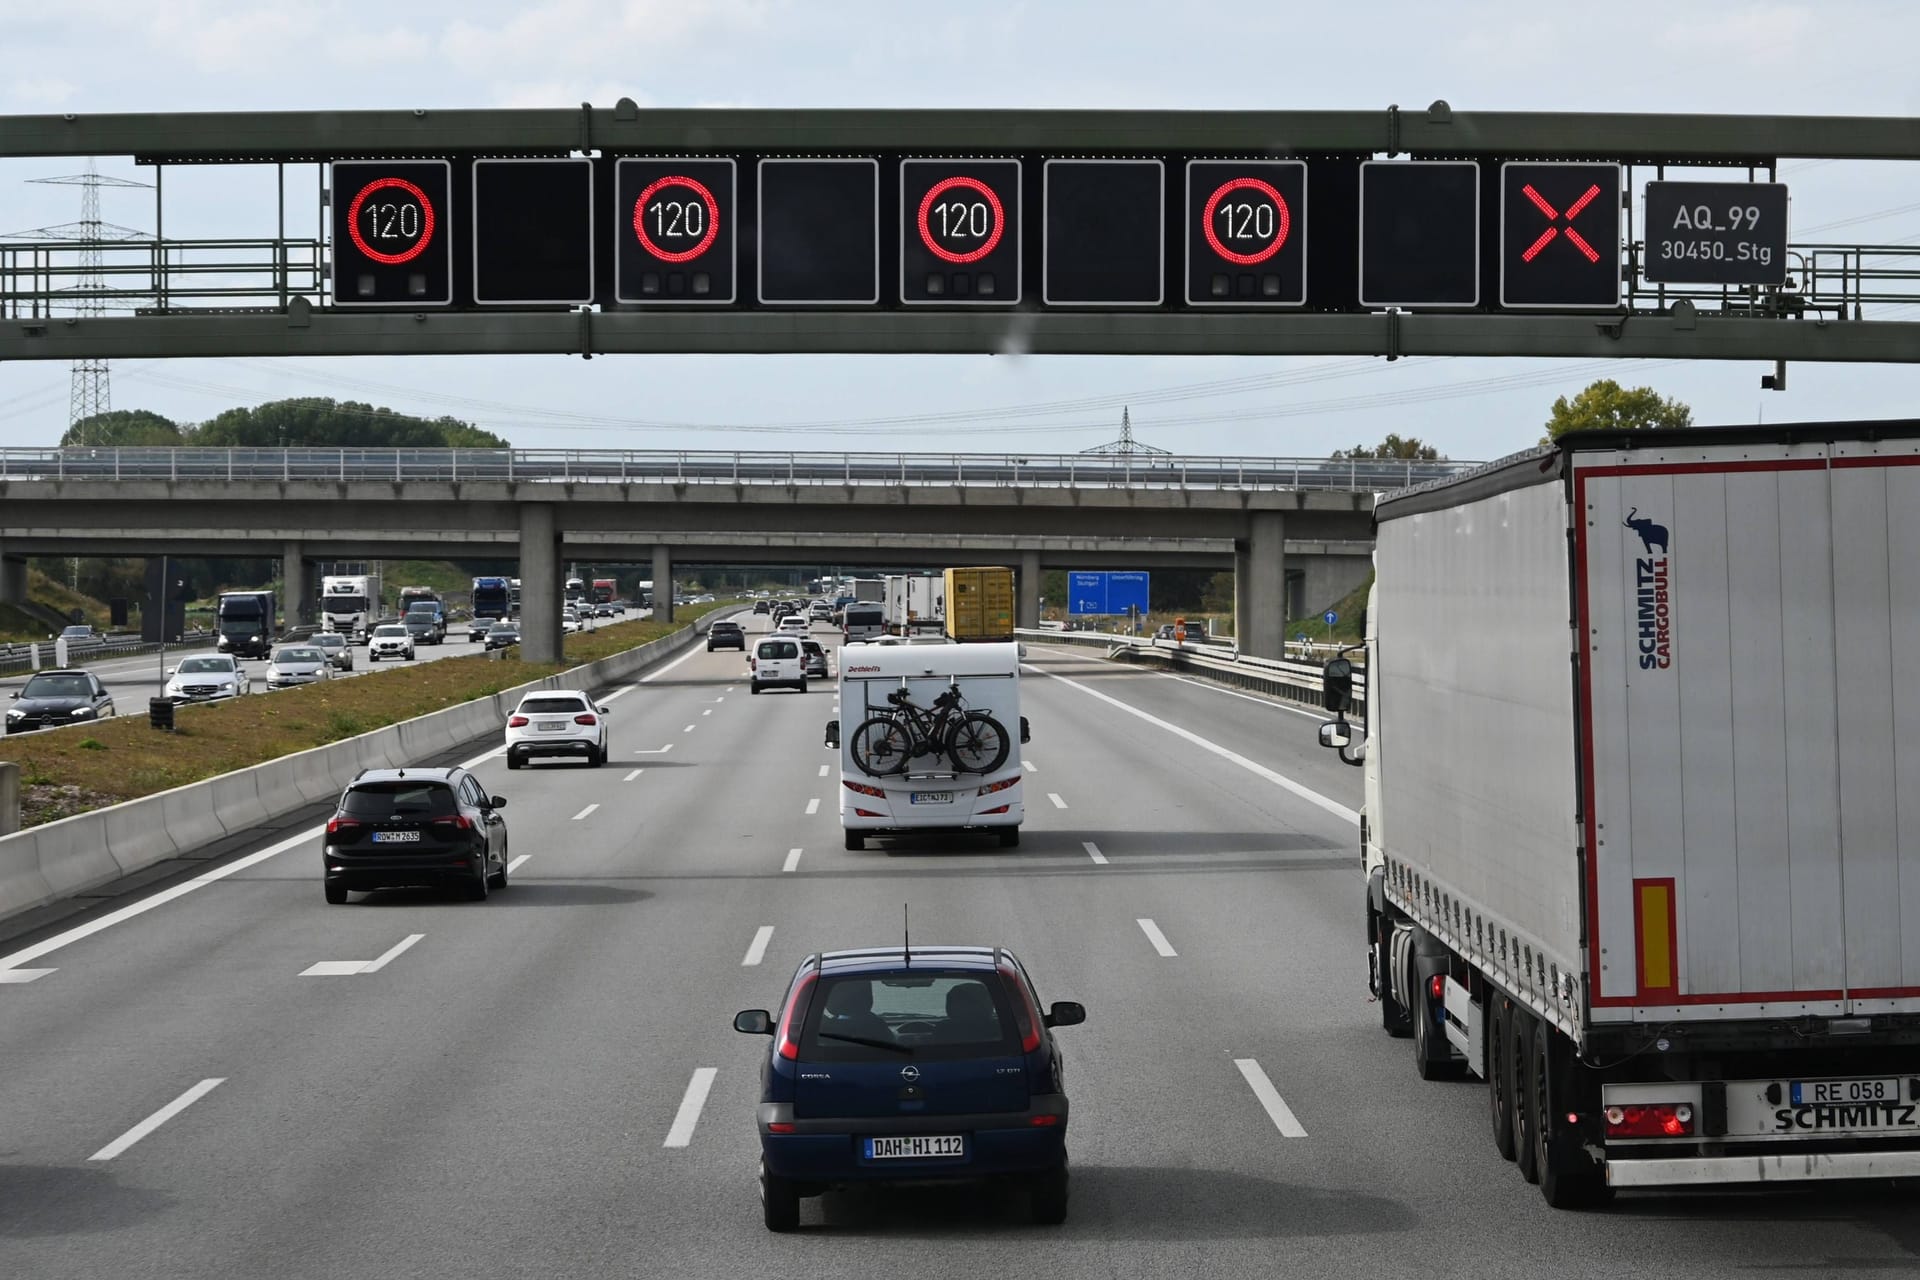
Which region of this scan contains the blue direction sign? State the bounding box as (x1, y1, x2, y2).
(1324, 610, 1339, 626)
(1068, 571, 1150, 615)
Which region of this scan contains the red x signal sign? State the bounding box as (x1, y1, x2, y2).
(1500, 162, 1620, 309)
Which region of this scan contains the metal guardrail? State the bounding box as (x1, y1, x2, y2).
(0, 447, 1478, 492)
(0, 628, 217, 677)
(1016, 627, 1367, 717)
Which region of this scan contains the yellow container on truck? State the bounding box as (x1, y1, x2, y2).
(943, 566, 1015, 642)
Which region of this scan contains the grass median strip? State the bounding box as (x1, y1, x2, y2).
(1, 605, 736, 829)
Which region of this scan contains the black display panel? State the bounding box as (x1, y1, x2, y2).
(330, 160, 452, 307)
(1643, 181, 1789, 286)
(1043, 160, 1163, 306)
(1358, 161, 1479, 308)
(1185, 160, 1307, 306)
(900, 159, 1021, 305)
(614, 158, 736, 305)
(472, 158, 594, 305)
(1499, 161, 1622, 309)
(757, 159, 879, 305)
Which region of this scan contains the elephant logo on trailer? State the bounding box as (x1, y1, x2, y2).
(1623, 507, 1669, 555)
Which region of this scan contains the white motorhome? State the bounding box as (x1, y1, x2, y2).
(828, 640, 1028, 851)
(320, 574, 379, 641)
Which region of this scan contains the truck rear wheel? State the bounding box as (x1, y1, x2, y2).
(1531, 1021, 1612, 1209)
(1487, 996, 1517, 1161)
(1511, 1012, 1540, 1185)
(1375, 915, 1411, 1038)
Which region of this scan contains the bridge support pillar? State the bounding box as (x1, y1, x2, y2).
(0, 552, 25, 605)
(282, 541, 309, 628)
(652, 546, 673, 623)
(1017, 551, 1041, 630)
(1238, 512, 1288, 661)
(519, 504, 561, 663)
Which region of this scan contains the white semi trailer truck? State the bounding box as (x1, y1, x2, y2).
(1318, 423, 1920, 1206)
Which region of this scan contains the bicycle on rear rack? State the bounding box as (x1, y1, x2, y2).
(849, 680, 1011, 777)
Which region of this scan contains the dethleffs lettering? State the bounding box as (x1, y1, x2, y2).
(1636, 557, 1672, 670)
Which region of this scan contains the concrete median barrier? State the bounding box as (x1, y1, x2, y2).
(0, 618, 711, 927)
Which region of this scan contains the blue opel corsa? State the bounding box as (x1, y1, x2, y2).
(734, 944, 1086, 1231)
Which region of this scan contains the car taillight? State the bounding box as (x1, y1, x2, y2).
(996, 963, 1043, 1053)
(508, 715, 529, 727)
(433, 815, 475, 832)
(1604, 1103, 1694, 1138)
(574, 713, 597, 726)
(977, 776, 1019, 796)
(979, 804, 1010, 815)
(777, 972, 818, 1061)
(767, 1122, 797, 1134)
(325, 817, 361, 836)
(1029, 1114, 1060, 1127)
(843, 780, 886, 798)
(853, 808, 884, 818)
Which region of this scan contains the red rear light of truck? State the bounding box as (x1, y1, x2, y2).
(843, 780, 886, 798)
(1605, 1103, 1694, 1139)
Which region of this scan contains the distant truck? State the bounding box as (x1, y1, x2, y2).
(849, 578, 885, 604)
(883, 575, 944, 635)
(471, 576, 512, 620)
(1316, 422, 1920, 1206)
(215, 590, 277, 658)
(320, 573, 380, 641)
(591, 578, 616, 606)
(398, 586, 439, 617)
(565, 576, 587, 604)
(943, 566, 1015, 642)
(508, 578, 522, 614)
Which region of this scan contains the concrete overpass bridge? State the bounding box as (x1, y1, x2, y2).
(0, 447, 1476, 659)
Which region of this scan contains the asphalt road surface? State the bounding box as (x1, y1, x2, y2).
(1, 617, 1916, 1279)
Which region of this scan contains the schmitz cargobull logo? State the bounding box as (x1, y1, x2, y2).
(1624, 507, 1672, 670)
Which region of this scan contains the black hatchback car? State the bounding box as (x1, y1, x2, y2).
(322, 767, 509, 904)
(5, 669, 114, 734)
(707, 620, 747, 651)
(735, 945, 1085, 1231)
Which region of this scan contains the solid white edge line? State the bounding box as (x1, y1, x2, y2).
(1023, 664, 1359, 827)
(1234, 1058, 1308, 1138)
(641, 643, 711, 683)
(458, 745, 508, 768)
(571, 804, 599, 821)
(0, 824, 320, 973)
(1047, 792, 1068, 810)
(506, 853, 532, 873)
(89, 1078, 226, 1161)
(1136, 917, 1178, 957)
(361, 932, 425, 974)
(623, 768, 642, 781)
(782, 848, 803, 873)
(805, 798, 821, 815)
(1154, 669, 1342, 722)
(664, 1067, 719, 1148)
(742, 925, 774, 966)
(601, 683, 639, 701)
(1082, 840, 1109, 866)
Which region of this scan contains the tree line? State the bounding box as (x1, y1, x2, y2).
(63, 399, 508, 449)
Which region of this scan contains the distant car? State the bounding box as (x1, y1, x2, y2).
(322, 766, 509, 904)
(57, 624, 99, 644)
(562, 609, 585, 635)
(734, 945, 1085, 1231)
(484, 621, 520, 650)
(311, 631, 354, 671)
(505, 689, 610, 769)
(750, 636, 807, 694)
(776, 614, 810, 635)
(809, 602, 833, 621)
(6, 668, 114, 733)
(467, 618, 491, 643)
(164, 654, 249, 701)
(753, 601, 771, 614)
(800, 638, 829, 679)
(1154, 624, 1177, 640)
(367, 624, 415, 662)
(708, 621, 747, 652)
(265, 644, 331, 690)
(594, 603, 617, 618)
(404, 611, 445, 646)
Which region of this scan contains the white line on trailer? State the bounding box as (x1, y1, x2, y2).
(1048, 793, 1068, 810)
(664, 1068, 718, 1148)
(1136, 918, 1178, 957)
(1234, 1058, 1308, 1138)
(783, 848, 803, 873)
(506, 854, 532, 874)
(742, 926, 774, 966)
(623, 769, 642, 781)
(572, 804, 599, 821)
(1082, 841, 1109, 865)
(90, 1078, 226, 1161)
(805, 798, 821, 816)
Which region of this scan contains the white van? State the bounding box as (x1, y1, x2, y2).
(751, 635, 809, 694)
(826, 641, 1028, 850)
(841, 602, 885, 642)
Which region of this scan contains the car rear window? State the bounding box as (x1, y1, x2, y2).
(341, 782, 457, 819)
(799, 972, 1019, 1062)
(22, 674, 90, 697)
(177, 657, 234, 673)
(519, 696, 588, 714)
(757, 640, 799, 659)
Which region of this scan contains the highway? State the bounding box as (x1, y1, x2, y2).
(2, 617, 1916, 1278)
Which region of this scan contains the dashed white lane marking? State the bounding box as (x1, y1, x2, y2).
(90, 1078, 226, 1161)
(664, 1068, 718, 1148)
(1136, 918, 1178, 957)
(1024, 665, 1360, 827)
(702, 708, 713, 716)
(636, 744, 674, 754)
(1235, 1058, 1309, 1138)
(1047, 793, 1068, 810)
(783, 848, 803, 873)
(805, 798, 821, 816)
(0, 824, 321, 978)
(301, 932, 425, 977)
(572, 804, 599, 821)
(1082, 841, 1109, 865)
(742, 925, 775, 966)
(1022, 759, 1036, 773)
(507, 854, 532, 874)
(818, 764, 830, 777)
(623, 768, 643, 781)
(0, 968, 55, 983)
(683, 723, 696, 733)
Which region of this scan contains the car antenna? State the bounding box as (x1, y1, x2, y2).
(903, 903, 911, 968)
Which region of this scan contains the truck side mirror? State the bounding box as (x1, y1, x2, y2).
(1322, 657, 1353, 714)
(824, 719, 840, 748)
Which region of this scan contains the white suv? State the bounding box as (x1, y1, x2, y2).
(750, 636, 808, 694)
(776, 614, 810, 635)
(505, 690, 610, 769)
(367, 624, 415, 662)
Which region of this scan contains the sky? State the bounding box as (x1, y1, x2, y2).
(4, 0, 1920, 463)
